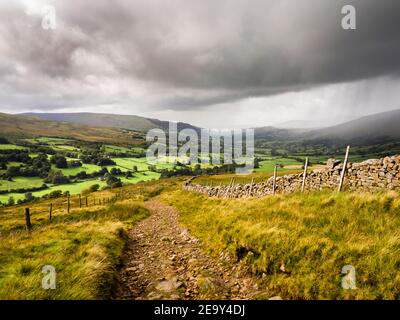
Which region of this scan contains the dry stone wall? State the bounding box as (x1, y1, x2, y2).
(183, 154, 400, 198)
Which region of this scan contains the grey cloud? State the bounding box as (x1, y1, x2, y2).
(0, 0, 400, 112)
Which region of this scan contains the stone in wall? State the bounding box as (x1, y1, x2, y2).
(183, 154, 400, 198)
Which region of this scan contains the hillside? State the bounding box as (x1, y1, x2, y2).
(303, 109, 400, 145)
(4, 109, 400, 149)
(0, 113, 143, 145)
(253, 109, 400, 148)
(22, 112, 156, 133)
(23, 112, 201, 134)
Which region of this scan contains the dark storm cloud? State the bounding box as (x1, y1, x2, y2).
(0, 0, 400, 111)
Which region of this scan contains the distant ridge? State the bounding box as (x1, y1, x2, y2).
(21, 112, 201, 133)
(2, 108, 400, 146)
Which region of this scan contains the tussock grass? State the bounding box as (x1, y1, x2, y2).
(162, 189, 400, 299)
(0, 191, 150, 299)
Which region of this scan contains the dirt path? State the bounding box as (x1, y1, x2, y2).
(113, 199, 263, 300)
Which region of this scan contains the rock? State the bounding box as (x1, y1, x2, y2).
(326, 158, 341, 169)
(156, 279, 181, 293)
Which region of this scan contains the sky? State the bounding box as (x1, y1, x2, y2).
(0, 0, 400, 129)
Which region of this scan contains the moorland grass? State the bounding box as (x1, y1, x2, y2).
(0, 184, 155, 299)
(161, 188, 400, 299)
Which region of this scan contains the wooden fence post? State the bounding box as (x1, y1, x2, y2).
(272, 164, 277, 195)
(85, 197, 88, 207)
(224, 178, 233, 197)
(301, 157, 308, 193)
(338, 145, 350, 192)
(24, 208, 32, 231)
(217, 182, 222, 197)
(49, 203, 53, 222)
(229, 178, 236, 198)
(79, 194, 82, 208)
(248, 178, 254, 197)
(67, 195, 70, 213)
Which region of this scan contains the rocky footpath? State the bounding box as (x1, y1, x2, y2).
(183, 154, 400, 198)
(113, 199, 263, 300)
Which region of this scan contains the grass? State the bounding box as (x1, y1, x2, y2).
(161, 187, 400, 299)
(0, 183, 159, 299)
(0, 144, 27, 150)
(111, 157, 149, 171)
(0, 177, 44, 192)
(0, 179, 107, 203)
(193, 169, 302, 186)
(255, 157, 303, 172)
(55, 163, 101, 176)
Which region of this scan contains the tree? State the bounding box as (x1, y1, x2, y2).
(97, 158, 116, 166)
(44, 170, 70, 185)
(89, 184, 100, 192)
(111, 181, 122, 188)
(105, 174, 121, 187)
(24, 192, 35, 202)
(76, 171, 88, 179)
(49, 190, 62, 198)
(7, 196, 15, 206)
(50, 155, 68, 168)
(125, 171, 133, 178)
(6, 166, 20, 178)
(132, 165, 138, 172)
(110, 167, 122, 175)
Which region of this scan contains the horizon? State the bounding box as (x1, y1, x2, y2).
(3, 107, 400, 130)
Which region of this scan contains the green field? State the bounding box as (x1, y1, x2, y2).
(111, 157, 149, 171)
(255, 157, 304, 172)
(23, 137, 74, 145)
(0, 177, 44, 192)
(0, 144, 27, 150)
(55, 163, 101, 176)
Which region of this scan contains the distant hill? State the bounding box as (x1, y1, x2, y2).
(22, 112, 201, 133)
(22, 112, 156, 133)
(303, 109, 400, 145)
(0, 113, 144, 145)
(3, 109, 400, 147)
(253, 109, 400, 146)
(276, 120, 324, 129)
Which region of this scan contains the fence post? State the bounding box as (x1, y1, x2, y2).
(229, 178, 236, 198)
(67, 195, 70, 213)
(217, 182, 222, 197)
(301, 157, 308, 193)
(24, 208, 32, 231)
(79, 194, 82, 208)
(272, 164, 277, 195)
(224, 178, 233, 197)
(85, 197, 88, 207)
(338, 145, 350, 192)
(248, 178, 254, 197)
(49, 203, 53, 222)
